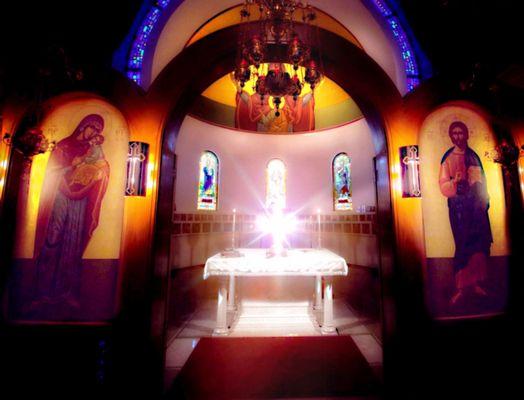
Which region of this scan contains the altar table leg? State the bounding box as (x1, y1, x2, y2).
(213, 278, 229, 336)
(321, 279, 336, 334)
(227, 275, 236, 311)
(314, 275, 323, 310)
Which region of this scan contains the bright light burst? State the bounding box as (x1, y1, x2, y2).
(256, 206, 297, 253)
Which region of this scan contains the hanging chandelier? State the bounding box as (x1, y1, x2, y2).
(234, 0, 323, 116)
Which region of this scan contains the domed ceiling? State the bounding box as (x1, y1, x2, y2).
(190, 65, 363, 133)
(187, 5, 363, 133)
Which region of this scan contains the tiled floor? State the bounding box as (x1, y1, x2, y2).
(164, 298, 383, 387)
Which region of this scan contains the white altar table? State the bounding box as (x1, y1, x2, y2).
(203, 248, 349, 335)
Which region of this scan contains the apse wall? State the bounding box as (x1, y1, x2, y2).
(174, 116, 377, 214)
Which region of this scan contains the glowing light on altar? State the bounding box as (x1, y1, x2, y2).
(257, 206, 297, 255)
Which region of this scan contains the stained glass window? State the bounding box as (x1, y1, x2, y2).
(266, 159, 286, 210)
(197, 151, 219, 210)
(333, 153, 352, 211)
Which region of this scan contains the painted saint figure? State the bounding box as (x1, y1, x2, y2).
(197, 151, 218, 210)
(281, 92, 315, 132)
(235, 81, 272, 132)
(234, 65, 315, 133)
(335, 159, 350, 196)
(202, 158, 215, 193)
(439, 121, 492, 306)
(31, 114, 110, 310)
(235, 89, 315, 133)
(333, 153, 352, 210)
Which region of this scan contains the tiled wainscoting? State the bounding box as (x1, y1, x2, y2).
(171, 212, 378, 269)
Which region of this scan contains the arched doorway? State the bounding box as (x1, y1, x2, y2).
(147, 24, 404, 396)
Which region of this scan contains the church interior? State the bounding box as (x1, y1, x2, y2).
(0, 0, 523, 398)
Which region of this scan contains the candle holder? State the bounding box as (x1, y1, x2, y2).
(316, 209, 322, 249)
(222, 209, 242, 257)
(221, 248, 243, 257)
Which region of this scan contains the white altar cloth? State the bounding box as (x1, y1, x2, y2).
(203, 248, 348, 279)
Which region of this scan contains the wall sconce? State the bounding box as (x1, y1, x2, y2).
(126, 141, 149, 196)
(485, 139, 524, 198)
(485, 139, 522, 168)
(3, 128, 55, 161)
(400, 145, 421, 198)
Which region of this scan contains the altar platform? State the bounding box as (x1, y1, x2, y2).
(203, 248, 349, 335)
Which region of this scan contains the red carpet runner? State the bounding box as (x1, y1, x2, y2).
(167, 336, 380, 399)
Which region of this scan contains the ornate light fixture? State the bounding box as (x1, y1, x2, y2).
(234, 0, 322, 116)
(485, 139, 524, 200)
(1, 45, 83, 162)
(485, 139, 522, 169)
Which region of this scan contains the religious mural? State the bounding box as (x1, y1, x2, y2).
(235, 90, 315, 133)
(419, 105, 509, 319)
(197, 151, 218, 210)
(333, 152, 352, 210)
(7, 99, 128, 322)
(194, 63, 363, 133)
(234, 63, 315, 133)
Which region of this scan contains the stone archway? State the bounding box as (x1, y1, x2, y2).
(145, 24, 406, 392)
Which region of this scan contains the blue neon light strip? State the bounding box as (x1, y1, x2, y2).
(369, 0, 420, 91)
(127, 1, 172, 85)
(370, 0, 393, 17)
(127, 0, 420, 91)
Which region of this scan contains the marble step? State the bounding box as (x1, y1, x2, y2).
(236, 307, 314, 318)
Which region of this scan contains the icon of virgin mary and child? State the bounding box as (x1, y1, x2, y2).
(29, 114, 110, 313)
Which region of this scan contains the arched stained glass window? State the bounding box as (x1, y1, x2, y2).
(197, 151, 219, 210)
(333, 152, 352, 211)
(266, 159, 286, 210)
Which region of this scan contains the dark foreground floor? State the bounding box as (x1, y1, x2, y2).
(0, 313, 521, 399)
(166, 336, 381, 399)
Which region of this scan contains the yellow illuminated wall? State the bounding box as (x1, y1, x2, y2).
(202, 64, 350, 110)
(198, 64, 362, 130)
(14, 98, 129, 260)
(0, 139, 8, 198)
(419, 105, 509, 258)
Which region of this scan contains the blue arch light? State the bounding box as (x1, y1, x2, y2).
(369, 0, 420, 91)
(126, 0, 172, 84)
(126, 0, 421, 91)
